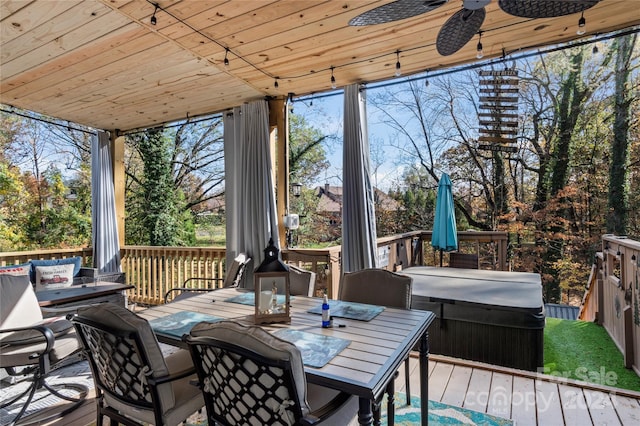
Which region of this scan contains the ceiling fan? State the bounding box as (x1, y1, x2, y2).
(349, 0, 601, 56)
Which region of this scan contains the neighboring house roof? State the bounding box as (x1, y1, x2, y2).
(315, 185, 400, 214)
(544, 303, 580, 320)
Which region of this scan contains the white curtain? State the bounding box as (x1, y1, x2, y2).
(224, 100, 279, 283)
(91, 131, 121, 273)
(342, 84, 377, 273)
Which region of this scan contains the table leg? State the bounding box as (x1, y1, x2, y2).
(358, 397, 374, 425)
(419, 331, 429, 426)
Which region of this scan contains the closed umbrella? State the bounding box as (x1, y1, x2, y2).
(431, 173, 458, 266)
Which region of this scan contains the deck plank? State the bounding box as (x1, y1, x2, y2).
(463, 368, 493, 413)
(583, 389, 622, 425)
(611, 394, 640, 425)
(487, 372, 513, 419)
(558, 384, 593, 426)
(440, 365, 472, 407)
(510, 375, 538, 426)
(535, 379, 564, 425)
(427, 361, 454, 402)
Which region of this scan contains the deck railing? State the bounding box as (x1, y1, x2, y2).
(0, 230, 508, 304)
(588, 235, 640, 376)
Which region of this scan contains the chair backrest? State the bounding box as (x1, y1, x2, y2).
(288, 265, 316, 297)
(186, 321, 310, 425)
(449, 252, 479, 269)
(339, 268, 412, 309)
(224, 253, 253, 288)
(0, 274, 43, 330)
(71, 304, 176, 419)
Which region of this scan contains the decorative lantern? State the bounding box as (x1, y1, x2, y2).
(254, 238, 291, 324)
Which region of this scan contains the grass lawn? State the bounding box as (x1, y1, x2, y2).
(544, 317, 640, 392)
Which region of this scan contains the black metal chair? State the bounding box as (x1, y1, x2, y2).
(69, 303, 204, 426)
(185, 320, 358, 426)
(0, 274, 88, 425)
(339, 268, 414, 422)
(163, 253, 253, 303)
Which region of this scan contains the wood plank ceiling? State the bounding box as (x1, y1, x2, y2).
(1, 0, 639, 132)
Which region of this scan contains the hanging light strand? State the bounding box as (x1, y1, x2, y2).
(143, 0, 633, 93)
(395, 50, 402, 77)
(223, 48, 230, 69)
(577, 11, 586, 35)
(476, 31, 484, 59)
(330, 67, 337, 89)
(150, 3, 159, 25)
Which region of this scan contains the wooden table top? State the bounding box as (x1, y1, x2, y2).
(138, 287, 435, 401)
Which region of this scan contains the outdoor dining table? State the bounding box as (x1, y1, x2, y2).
(138, 287, 436, 426)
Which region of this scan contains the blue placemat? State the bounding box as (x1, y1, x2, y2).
(224, 292, 291, 306)
(307, 300, 384, 321)
(272, 329, 351, 368)
(150, 311, 223, 339)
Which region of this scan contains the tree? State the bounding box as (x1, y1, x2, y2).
(124, 116, 225, 245)
(288, 113, 330, 246)
(126, 129, 193, 246)
(607, 34, 639, 234)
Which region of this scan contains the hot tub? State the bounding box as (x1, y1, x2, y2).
(403, 267, 545, 371)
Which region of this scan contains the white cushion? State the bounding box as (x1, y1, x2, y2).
(0, 274, 43, 330)
(34, 264, 75, 291)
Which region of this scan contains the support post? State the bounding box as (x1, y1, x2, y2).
(269, 98, 288, 249)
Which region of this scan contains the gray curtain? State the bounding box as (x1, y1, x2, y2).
(342, 84, 377, 273)
(224, 100, 280, 284)
(91, 131, 121, 273)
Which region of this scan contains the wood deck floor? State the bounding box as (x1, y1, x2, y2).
(26, 353, 640, 425)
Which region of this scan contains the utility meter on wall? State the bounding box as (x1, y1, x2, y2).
(284, 214, 300, 230)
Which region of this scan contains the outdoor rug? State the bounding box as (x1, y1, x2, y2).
(2, 363, 513, 426)
(381, 392, 514, 426)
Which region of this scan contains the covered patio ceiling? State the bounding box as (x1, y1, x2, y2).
(1, 0, 639, 133)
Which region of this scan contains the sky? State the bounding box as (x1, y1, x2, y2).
(291, 84, 410, 192)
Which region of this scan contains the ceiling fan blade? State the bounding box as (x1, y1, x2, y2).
(464, 0, 491, 10)
(436, 7, 486, 56)
(349, 0, 449, 26)
(498, 0, 601, 18)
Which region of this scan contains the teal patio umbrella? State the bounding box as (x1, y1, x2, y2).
(431, 173, 458, 266)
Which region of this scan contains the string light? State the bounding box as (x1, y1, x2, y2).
(150, 3, 159, 25)
(330, 66, 337, 89)
(274, 78, 279, 89)
(223, 48, 230, 69)
(577, 11, 586, 35)
(395, 50, 402, 77)
(592, 43, 598, 54)
(424, 69, 429, 87)
(476, 31, 484, 59)
(287, 93, 295, 112)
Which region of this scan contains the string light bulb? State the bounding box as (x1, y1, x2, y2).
(577, 11, 586, 35)
(150, 3, 159, 25)
(395, 50, 402, 77)
(287, 93, 294, 113)
(592, 43, 598, 54)
(424, 69, 430, 87)
(476, 31, 484, 59)
(330, 66, 337, 89)
(223, 48, 230, 69)
(274, 78, 279, 89)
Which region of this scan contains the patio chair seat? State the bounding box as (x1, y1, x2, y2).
(0, 274, 88, 425)
(186, 320, 358, 425)
(70, 303, 204, 426)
